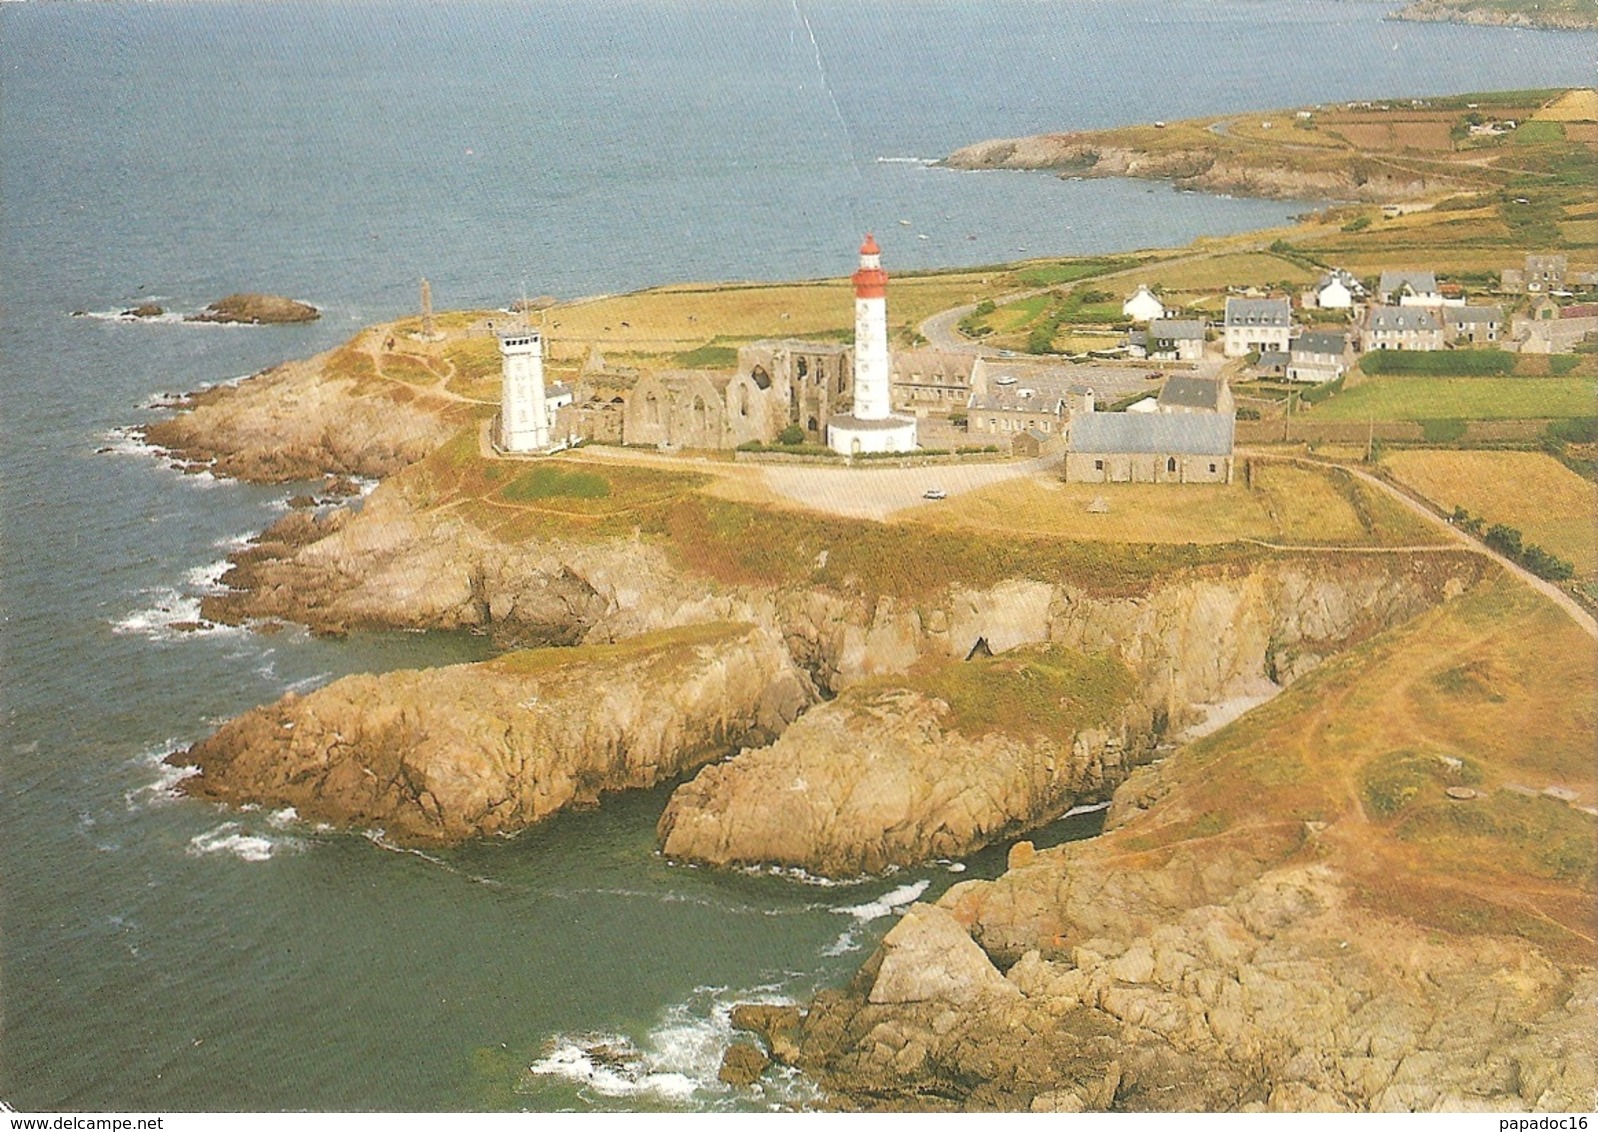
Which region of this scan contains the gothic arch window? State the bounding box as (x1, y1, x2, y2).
(751, 365, 771, 391)
(807, 416, 818, 433)
(837, 371, 846, 394)
(1167, 457, 1177, 473)
(644, 391, 661, 426)
(797, 357, 808, 379)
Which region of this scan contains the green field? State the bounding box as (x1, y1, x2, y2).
(1306, 376, 1597, 421)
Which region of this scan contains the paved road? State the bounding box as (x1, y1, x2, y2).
(1242, 449, 1598, 641)
(917, 249, 1239, 352)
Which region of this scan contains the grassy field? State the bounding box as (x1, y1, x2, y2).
(1106, 571, 1597, 959)
(1138, 252, 1317, 295)
(855, 644, 1137, 743)
(903, 461, 1443, 547)
(1383, 449, 1598, 576)
(1306, 376, 1597, 422)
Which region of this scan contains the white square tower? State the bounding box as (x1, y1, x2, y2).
(499, 327, 551, 453)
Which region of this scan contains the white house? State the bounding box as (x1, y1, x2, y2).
(1379, 270, 1441, 307)
(1308, 269, 1365, 310)
(1223, 297, 1293, 358)
(1122, 284, 1166, 323)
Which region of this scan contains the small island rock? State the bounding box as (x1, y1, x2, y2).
(188, 293, 320, 324)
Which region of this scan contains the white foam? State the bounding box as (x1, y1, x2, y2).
(184, 559, 232, 593)
(187, 821, 286, 863)
(527, 1036, 698, 1102)
(75, 307, 188, 325)
(834, 879, 929, 924)
(1063, 800, 1113, 818)
(821, 929, 859, 956)
(99, 426, 167, 460)
(124, 743, 199, 810)
(112, 587, 237, 642)
(267, 806, 299, 829)
(876, 156, 935, 165)
(527, 986, 814, 1107)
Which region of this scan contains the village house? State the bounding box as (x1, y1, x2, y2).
(1443, 305, 1504, 345)
(1287, 330, 1352, 383)
(1129, 318, 1205, 362)
(889, 348, 978, 413)
(1379, 269, 1442, 307)
(1304, 268, 1365, 310)
(1362, 305, 1443, 351)
(1514, 299, 1598, 354)
(1064, 411, 1235, 484)
(1223, 297, 1292, 358)
(1121, 284, 1167, 323)
(1156, 374, 1234, 415)
(1525, 254, 1568, 294)
(967, 374, 1071, 438)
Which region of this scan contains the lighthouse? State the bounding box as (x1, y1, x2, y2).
(499, 325, 551, 453)
(827, 234, 917, 455)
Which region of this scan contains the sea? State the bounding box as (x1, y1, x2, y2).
(2, 0, 1593, 1111)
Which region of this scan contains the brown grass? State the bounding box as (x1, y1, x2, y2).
(1103, 572, 1597, 960)
(904, 462, 1441, 548)
(1383, 449, 1598, 577)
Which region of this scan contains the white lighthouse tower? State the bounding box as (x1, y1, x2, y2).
(827, 234, 917, 456)
(499, 324, 551, 453)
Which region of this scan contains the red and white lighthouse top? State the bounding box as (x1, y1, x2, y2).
(852, 233, 887, 299)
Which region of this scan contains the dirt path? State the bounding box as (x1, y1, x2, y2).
(1243, 448, 1598, 641)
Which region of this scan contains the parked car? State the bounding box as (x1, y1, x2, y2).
(923, 487, 947, 500)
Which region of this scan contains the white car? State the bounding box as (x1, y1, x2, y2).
(923, 488, 947, 500)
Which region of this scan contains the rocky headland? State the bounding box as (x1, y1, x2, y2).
(188, 293, 320, 324)
(177, 621, 814, 842)
(943, 134, 1450, 202)
(187, 451, 1493, 860)
(657, 663, 1154, 877)
(1390, 1, 1598, 31)
(140, 296, 1593, 1111)
(141, 346, 468, 482)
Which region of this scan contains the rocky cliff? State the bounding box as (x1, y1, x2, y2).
(769, 871, 1596, 1111)
(719, 572, 1598, 1111)
(658, 675, 1153, 877)
(141, 348, 467, 483)
(206, 476, 1487, 704)
(176, 622, 815, 843)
